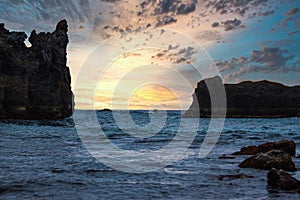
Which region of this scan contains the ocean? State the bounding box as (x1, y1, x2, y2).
(1, 110, 300, 199)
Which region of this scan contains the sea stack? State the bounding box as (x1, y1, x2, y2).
(0, 20, 73, 119)
(184, 76, 300, 118)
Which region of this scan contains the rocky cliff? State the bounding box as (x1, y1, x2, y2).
(0, 20, 73, 119)
(184, 76, 300, 118)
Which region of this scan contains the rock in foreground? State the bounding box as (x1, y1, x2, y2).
(183, 76, 300, 118)
(239, 150, 296, 172)
(0, 20, 73, 119)
(233, 140, 296, 156)
(267, 168, 300, 192)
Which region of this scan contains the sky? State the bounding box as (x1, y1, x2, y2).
(0, 0, 299, 110)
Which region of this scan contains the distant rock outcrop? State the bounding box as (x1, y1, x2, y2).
(183, 76, 300, 118)
(0, 20, 73, 119)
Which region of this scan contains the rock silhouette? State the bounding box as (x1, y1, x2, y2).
(0, 20, 73, 119)
(233, 140, 296, 156)
(184, 76, 300, 118)
(238, 150, 296, 172)
(267, 168, 300, 192)
(218, 173, 254, 181)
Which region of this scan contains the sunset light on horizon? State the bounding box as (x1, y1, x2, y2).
(1, 0, 299, 110)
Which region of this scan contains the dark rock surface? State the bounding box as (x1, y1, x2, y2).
(267, 168, 300, 192)
(97, 108, 112, 112)
(239, 150, 296, 172)
(183, 76, 300, 118)
(218, 173, 254, 181)
(233, 140, 296, 156)
(218, 154, 235, 159)
(0, 20, 73, 119)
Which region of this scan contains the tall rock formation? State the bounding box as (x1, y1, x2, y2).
(0, 20, 73, 119)
(184, 76, 300, 118)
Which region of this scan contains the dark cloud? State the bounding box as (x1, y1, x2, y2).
(206, 0, 270, 17)
(221, 47, 299, 81)
(177, 3, 196, 15)
(160, 0, 197, 15)
(258, 10, 275, 17)
(211, 22, 220, 28)
(0, 0, 293, 48)
(156, 16, 177, 27)
(152, 46, 196, 64)
(288, 31, 298, 37)
(0, 0, 153, 40)
(215, 57, 248, 72)
(286, 7, 299, 16)
(168, 44, 180, 50)
(277, 7, 300, 29)
(178, 46, 196, 58)
(135, 0, 198, 30)
(250, 47, 292, 72)
(279, 16, 292, 27)
(139, 0, 197, 17)
(222, 18, 244, 31)
(160, 0, 177, 13)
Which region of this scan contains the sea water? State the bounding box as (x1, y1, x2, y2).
(1, 110, 300, 199)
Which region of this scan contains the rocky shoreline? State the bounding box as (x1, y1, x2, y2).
(220, 140, 300, 193)
(0, 20, 73, 119)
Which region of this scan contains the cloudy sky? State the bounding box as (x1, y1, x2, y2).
(0, 0, 299, 110)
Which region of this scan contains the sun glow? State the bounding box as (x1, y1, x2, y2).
(129, 84, 180, 110)
(76, 29, 213, 111)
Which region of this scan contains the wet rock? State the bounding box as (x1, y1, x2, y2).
(218, 154, 235, 159)
(0, 20, 73, 119)
(267, 168, 300, 192)
(233, 140, 296, 156)
(51, 168, 66, 173)
(183, 76, 300, 118)
(218, 173, 254, 181)
(239, 150, 296, 172)
(0, 187, 7, 194)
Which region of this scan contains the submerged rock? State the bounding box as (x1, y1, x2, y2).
(218, 154, 235, 159)
(0, 20, 73, 119)
(239, 150, 296, 172)
(267, 168, 300, 192)
(183, 76, 300, 118)
(233, 140, 296, 156)
(218, 173, 254, 181)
